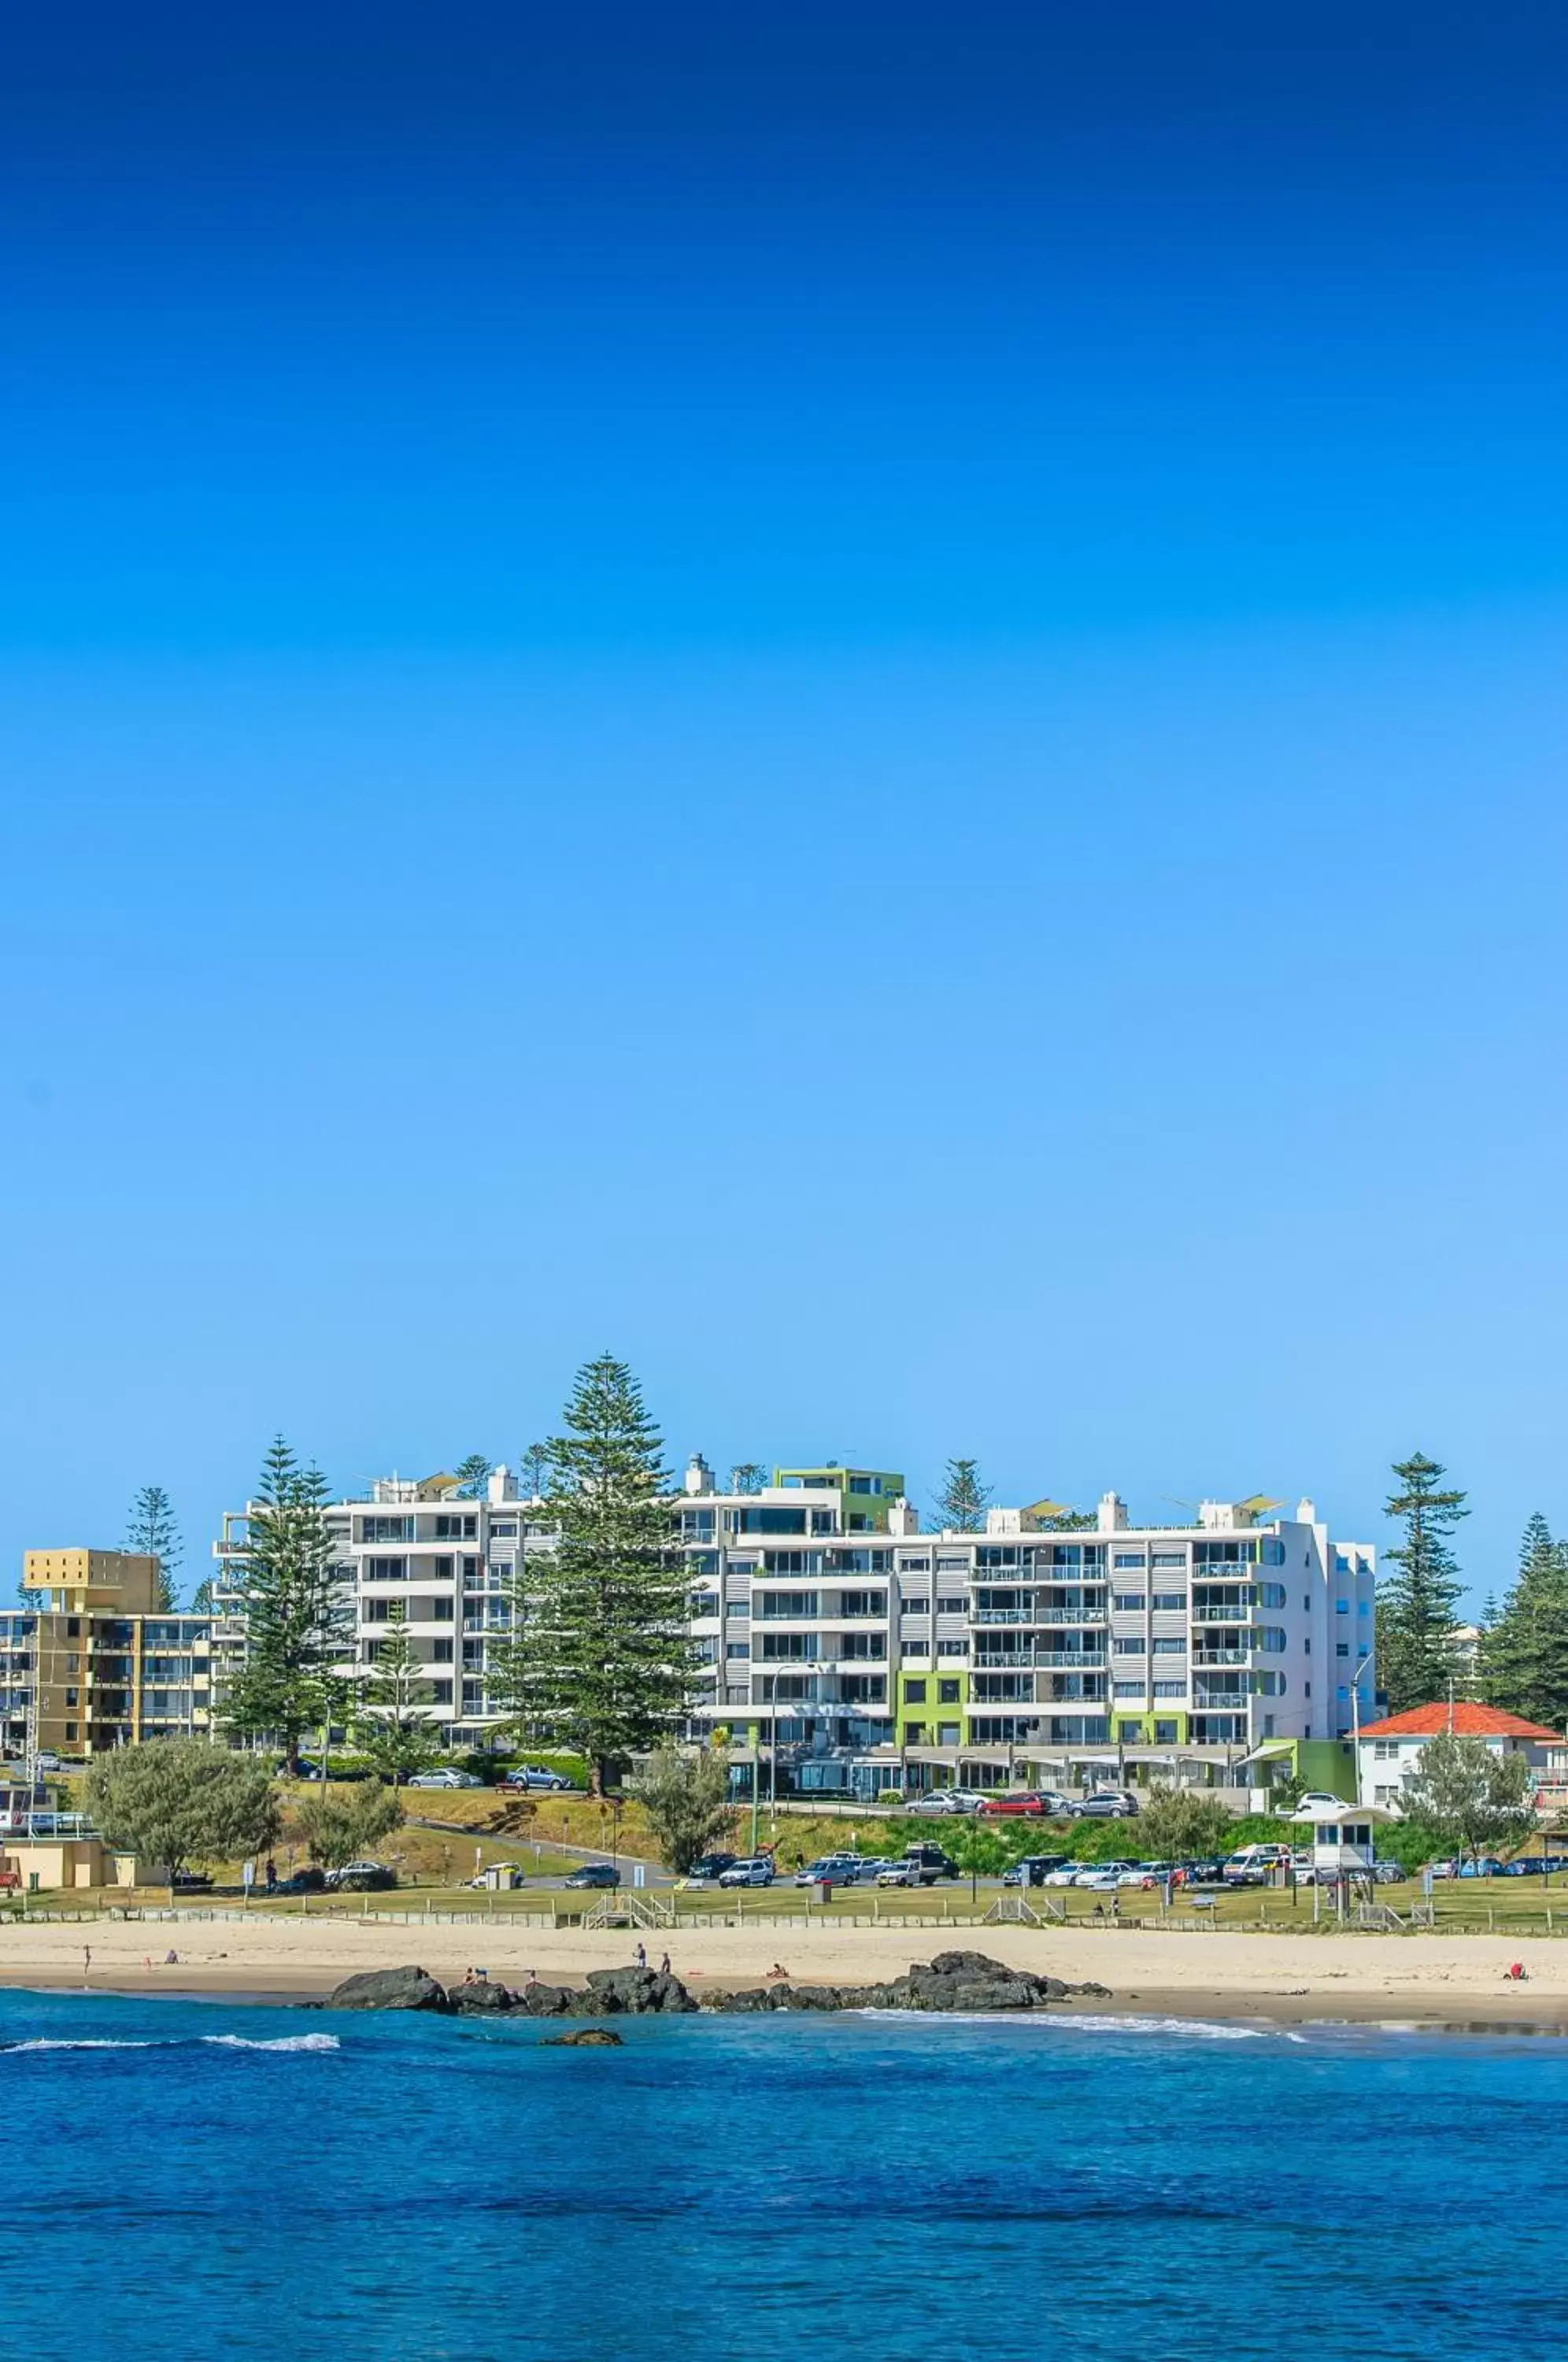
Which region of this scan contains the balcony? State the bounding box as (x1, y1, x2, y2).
(1193, 1648, 1250, 1666)
(973, 1648, 1107, 1669)
(1192, 1605, 1251, 1623)
(972, 1606, 1107, 1627)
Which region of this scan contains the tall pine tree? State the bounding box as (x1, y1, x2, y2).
(934, 1458, 992, 1533)
(488, 1354, 698, 1792)
(1480, 1512, 1568, 1732)
(1377, 1451, 1467, 1713)
(353, 1605, 446, 1782)
(221, 1437, 350, 1771)
(124, 1485, 182, 1610)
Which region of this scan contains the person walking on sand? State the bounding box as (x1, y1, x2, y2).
(659, 1951, 671, 1976)
(634, 1942, 647, 1969)
(83, 1945, 91, 1985)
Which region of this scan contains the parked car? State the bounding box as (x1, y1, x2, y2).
(1371, 1860, 1406, 1884)
(980, 1791, 1063, 1819)
(564, 1862, 621, 1890)
(171, 1870, 213, 1891)
(1002, 1854, 1071, 1887)
(502, 1765, 576, 1792)
(406, 1768, 483, 1790)
(275, 1867, 327, 1894)
(685, 1852, 737, 1883)
(1074, 1790, 1140, 1819)
(1074, 1869, 1125, 1893)
(794, 1855, 860, 1886)
(718, 1857, 775, 1888)
(1116, 1864, 1164, 1890)
(1040, 1864, 1085, 1887)
(1295, 1790, 1352, 1811)
(899, 1845, 960, 1886)
(33, 1751, 61, 1773)
(910, 1792, 960, 1815)
(325, 1860, 398, 1891)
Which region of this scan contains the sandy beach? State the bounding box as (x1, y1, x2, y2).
(6, 1914, 1568, 2030)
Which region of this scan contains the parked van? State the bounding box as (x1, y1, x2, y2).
(1222, 1843, 1292, 1887)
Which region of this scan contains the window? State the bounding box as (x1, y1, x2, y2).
(1336, 1642, 1350, 1658)
(364, 1557, 408, 1581)
(490, 1521, 516, 1538)
(937, 1638, 967, 1658)
(1116, 1720, 1142, 1742)
(1154, 1720, 1178, 1743)
(1259, 1583, 1286, 1609)
(431, 1638, 454, 1664)
(1336, 1598, 1350, 1615)
(1152, 1551, 1185, 1569)
(838, 1590, 888, 1618)
(1113, 1593, 1145, 1613)
(755, 1591, 819, 1620)
(1152, 1593, 1187, 1612)
(937, 1721, 963, 1747)
(726, 1642, 751, 1660)
(361, 1516, 413, 1543)
(1112, 1681, 1145, 1698)
(905, 1723, 926, 1746)
(899, 1557, 931, 1575)
(935, 1556, 969, 1573)
(462, 1556, 480, 1583)
(433, 1555, 455, 1580)
(901, 1597, 930, 1616)
(726, 1600, 749, 1619)
(1113, 1638, 1145, 1656)
(937, 1679, 961, 1705)
(1113, 1552, 1146, 1570)
(904, 1679, 927, 1705)
(1152, 1637, 1185, 1657)
(1359, 1599, 1370, 1615)
(900, 1640, 925, 1658)
(435, 1515, 477, 1540)
(936, 1597, 966, 1616)
(1152, 1680, 1186, 1699)
(1374, 1739, 1398, 1760)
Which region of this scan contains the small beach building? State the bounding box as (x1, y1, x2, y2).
(1289, 1797, 1393, 1879)
(1355, 1704, 1563, 1811)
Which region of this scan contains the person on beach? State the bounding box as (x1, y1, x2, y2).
(83, 1946, 91, 1982)
(767, 1963, 790, 1981)
(634, 1942, 646, 1969)
(659, 1952, 671, 1975)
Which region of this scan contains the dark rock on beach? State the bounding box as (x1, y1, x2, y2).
(701, 1951, 1113, 2016)
(576, 1966, 698, 2016)
(324, 1966, 451, 2013)
(544, 2027, 623, 2047)
(321, 1953, 1113, 2021)
(448, 1979, 515, 2014)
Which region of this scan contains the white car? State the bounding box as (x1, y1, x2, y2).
(1295, 1791, 1350, 1812)
(1074, 1868, 1124, 1892)
(911, 1793, 957, 1814)
(406, 1768, 483, 1789)
(1040, 1866, 1082, 1887)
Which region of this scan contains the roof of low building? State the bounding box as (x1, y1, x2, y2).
(1358, 1703, 1562, 1742)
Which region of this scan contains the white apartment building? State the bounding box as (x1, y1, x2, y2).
(212, 1468, 545, 1747)
(678, 1462, 1376, 1799)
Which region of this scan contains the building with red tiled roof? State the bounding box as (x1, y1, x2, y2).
(1355, 1701, 1567, 1810)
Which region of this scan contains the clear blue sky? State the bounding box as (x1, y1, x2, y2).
(4, 3, 1567, 1606)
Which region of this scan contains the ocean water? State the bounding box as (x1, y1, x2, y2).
(4, 1986, 1564, 2362)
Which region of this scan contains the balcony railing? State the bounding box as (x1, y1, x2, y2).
(972, 1606, 1107, 1627)
(974, 1648, 1107, 1669)
(1193, 1648, 1250, 1665)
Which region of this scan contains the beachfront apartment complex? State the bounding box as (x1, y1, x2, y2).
(203, 1454, 1375, 1797)
(0, 1549, 212, 1760)
(210, 1466, 545, 1750)
(676, 1461, 1377, 1799)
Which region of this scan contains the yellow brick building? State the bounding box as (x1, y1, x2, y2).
(10, 1549, 212, 1758)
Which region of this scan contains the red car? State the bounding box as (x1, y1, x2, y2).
(980, 1791, 1048, 1817)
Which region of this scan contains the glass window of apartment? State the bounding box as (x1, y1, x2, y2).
(1152, 1637, 1185, 1656)
(937, 1638, 967, 1657)
(1152, 1551, 1186, 1569)
(726, 1642, 751, 1660)
(361, 1516, 413, 1543)
(1112, 1681, 1144, 1698)
(1152, 1680, 1186, 1698)
(936, 1556, 969, 1573)
(726, 1600, 749, 1618)
(1336, 1642, 1350, 1657)
(936, 1721, 960, 1746)
(838, 1590, 887, 1618)
(1116, 1720, 1142, 1742)
(365, 1557, 408, 1581)
(936, 1596, 966, 1616)
(904, 1679, 927, 1704)
(1151, 1592, 1187, 1612)
(1113, 1552, 1146, 1570)
(1154, 1720, 1179, 1742)
(937, 1678, 961, 1705)
(1336, 1597, 1350, 1614)
(899, 1557, 931, 1575)
(1113, 1638, 1145, 1657)
(900, 1640, 925, 1658)
(905, 1722, 926, 1745)
(1113, 1592, 1145, 1612)
(900, 1597, 930, 1616)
